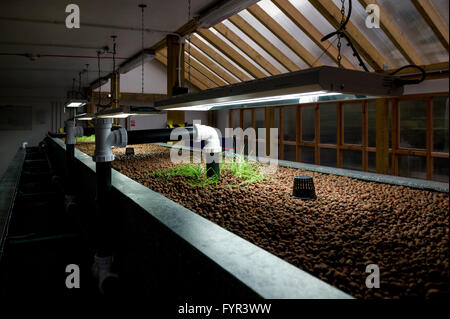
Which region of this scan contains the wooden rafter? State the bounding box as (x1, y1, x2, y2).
(190, 34, 251, 82)
(411, 0, 449, 51)
(358, 0, 424, 65)
(272, 0, 355, 69)
(187, 44, 239, 84)
(155, 52, 211, 90)
(197, 28, 266, 78)
(308, 0, 389, 70)
(183, 51, 228, 87)
(161, 48, 218, 89)
(228, 14, 301, 72)
(214, 23, 282, 75)
(247, 4, 320, 67)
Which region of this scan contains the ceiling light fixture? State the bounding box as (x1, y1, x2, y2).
(155, 66, 405, 111)
(65, 99, 88, 108)
(95, 105, 164, 119)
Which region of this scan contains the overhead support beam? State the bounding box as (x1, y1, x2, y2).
(188, 44, 240, 84)
(160, 47, 226, 87)
(411, 0, 449, 51)
(166, 35, 186, 126)
(227, 14, 301, 72)
(308, 0, 389, 71)
(197, 29, 266, 79)
(214, 23, 282, 76)
(272, 0, 355, 69)
(358, 0, 424, 65)
(190, 35, 251, 82)
(247, 4, 320, 68)
(97, 92, 167, 103)
(383, 61, 449, 80)
(167, 35, 186, 96)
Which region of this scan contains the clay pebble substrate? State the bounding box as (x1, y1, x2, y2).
(76, 143, 449, 299)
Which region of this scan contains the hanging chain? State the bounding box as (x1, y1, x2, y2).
(140, 4, 146, 95)
(337, 0, 346, 68)
(188, 0, 192, 84)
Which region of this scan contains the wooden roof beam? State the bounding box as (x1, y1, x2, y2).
(308, 0, 389, 71)
(411, 0, 449, 51)
(358, 0, 424, 65)
(155, 52, 211, 91)
(187, 43, 240, 84)
(184, 50, 228, 87)
(272, 0, 355, 69)
(197, 28, 267, 78)
(247, 4, 321, 68)
(159, 48, 219, 89)
(214, 22, 282, 75)
(190, 34, 251, 82)
(227, 14, 301, 72)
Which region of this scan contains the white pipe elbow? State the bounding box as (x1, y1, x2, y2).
(193, 124, 222, 153)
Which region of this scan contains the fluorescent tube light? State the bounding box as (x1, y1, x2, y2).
(95, 105, 163, 119)
(118, 49, 155, 74)
(169, 91, 340, 111)
(155, 66, 404, 111)
(199, 0, 261, 28)
(74, 113, 95, 121)
(65, 100, 88, 108)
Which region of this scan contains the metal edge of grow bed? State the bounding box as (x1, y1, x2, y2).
(49, 137, 352, 299)
(0, 147, 26, 261)
(155, 143, 449, 194)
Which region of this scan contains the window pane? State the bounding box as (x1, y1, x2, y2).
(301, 106, 315, 142)
(433, 96, 449, 153)
(300, 147, 315, 164)
(255, 108, 265, 140)
(368, 100, 392, 148)
(342, 150, 362, 170)
(243, 109, 252, 129)
(399, 100, 427, 149)
(343, 103, 362, 145)
(320, 103, 337, 144)
(283, 106, 297, 141)
(433, 157, 449, 183)
(232, 109, 240, 128)
(283, 144, 296, 162)
(398, 155, 426, 180)
(320, 148, 337, 167)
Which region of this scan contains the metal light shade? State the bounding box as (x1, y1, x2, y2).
(95, 105, 163, 119)
(154, 66, 405, 111)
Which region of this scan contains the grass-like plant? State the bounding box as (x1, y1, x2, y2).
(76, 135, 95, 143)
(148, 152, 265, 188)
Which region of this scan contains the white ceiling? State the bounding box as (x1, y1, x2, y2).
(0, 0, 219, 100)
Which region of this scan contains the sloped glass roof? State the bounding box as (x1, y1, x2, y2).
(377, 0, 449, 64)
(172, 0, 449, 90)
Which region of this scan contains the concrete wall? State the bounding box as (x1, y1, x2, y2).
(0, 102, 58, 180)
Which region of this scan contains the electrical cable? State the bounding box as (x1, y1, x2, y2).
(389, 64, 427, 85)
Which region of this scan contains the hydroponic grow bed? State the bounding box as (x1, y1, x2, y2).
(75, 142, 449, 299)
